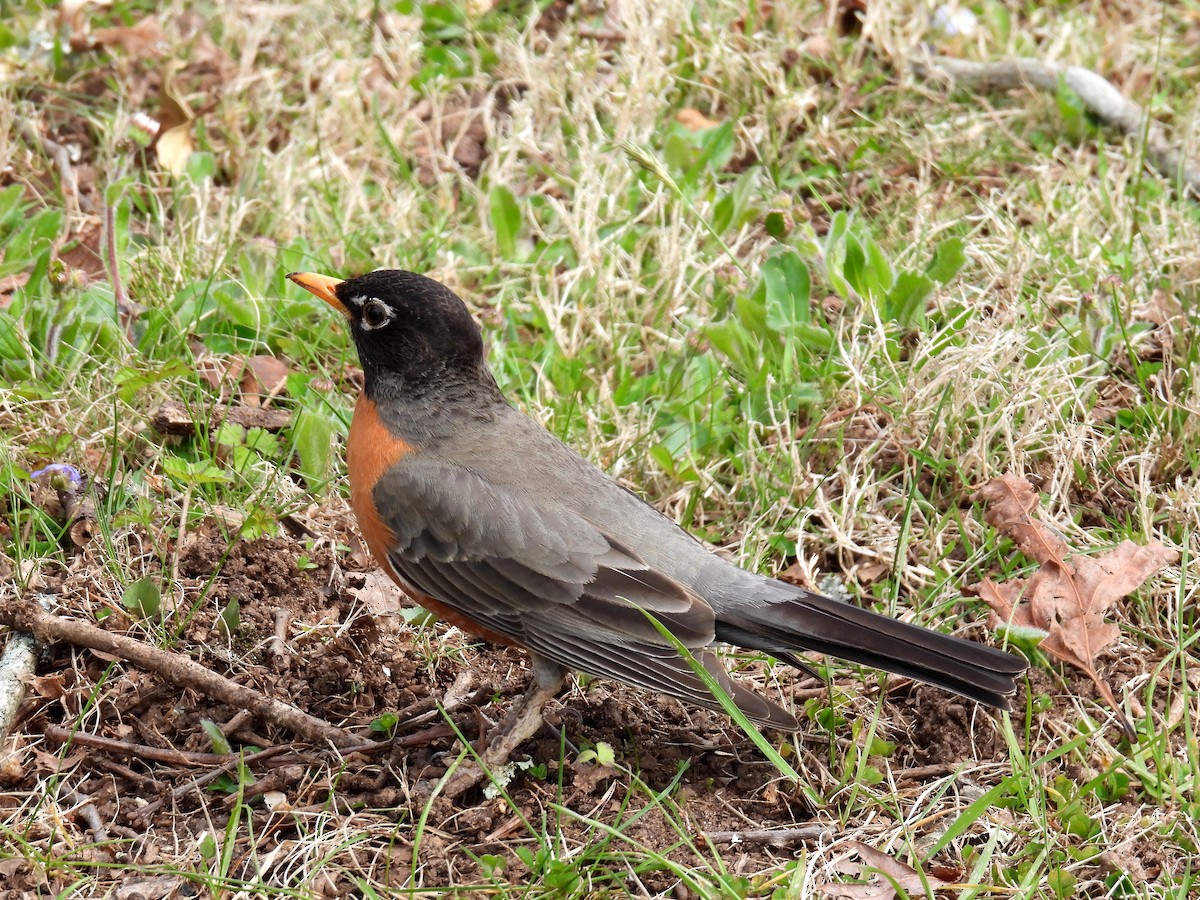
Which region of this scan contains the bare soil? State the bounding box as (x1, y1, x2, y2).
(3, 529, 1029, 892)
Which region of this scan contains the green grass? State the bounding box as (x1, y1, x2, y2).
(2, 0, 1200, 896)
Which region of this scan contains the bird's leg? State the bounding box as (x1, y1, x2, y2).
(437, 656, 566, 799)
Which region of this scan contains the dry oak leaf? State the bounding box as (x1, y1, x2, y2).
(675, 108, 719, 131)
(351, 572, 403, 617)
(973, 473, 1177, 727)
(154, 74, 196, 176)
(240, 355, 292, 405)
(91, 15, 165, 58)
(816, 841, 949, 900)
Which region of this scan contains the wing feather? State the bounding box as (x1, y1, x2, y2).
(373, 458, 797, 728)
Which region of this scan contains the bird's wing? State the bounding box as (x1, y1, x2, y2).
(371, 455, 796, 728)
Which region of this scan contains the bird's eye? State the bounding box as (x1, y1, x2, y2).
(361, 299, 391, 330)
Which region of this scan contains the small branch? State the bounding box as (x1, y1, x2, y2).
(67, 789, 110, 844)
(378, 671, 494, 734)
(0, 622, 41, 745)
(912, 54, 1200, 198)
(270, 607, 291, 657)
(42, 723, 307, 767)
(167, 480, 192, 595)
(150, 401, 292, 437)
(702, 825, 837, 846)
(0, 599, 362, 748)
(894, 762, 956, 781)
(128, 743, 297, 822)
(342, 723, 458, 757)
(128, 727, 453, 822)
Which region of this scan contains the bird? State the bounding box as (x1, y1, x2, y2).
(288, 268, 1025, 778)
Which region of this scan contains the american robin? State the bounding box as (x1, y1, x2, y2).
(289, 269, 1025, 773)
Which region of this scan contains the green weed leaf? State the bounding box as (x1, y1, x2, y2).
(217, 597, 240, 636)
(926, 236, 967, 284)
(761, 249, 811, 332)
(162, 456, 229, 485)
(291, 403, 335, 487)
(200, 719, 233, 755)
(122, 578, 161, 619)
(885, 270, 934, 327)
(488, 185, 522, 258)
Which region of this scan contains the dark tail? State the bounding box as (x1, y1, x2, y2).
(716, 591, 1026, 709)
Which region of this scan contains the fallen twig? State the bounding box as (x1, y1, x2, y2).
(43, 723, 308, 768)
(894, 762, 956, 781)
(129, 743, 297, 821)
(0, 624, 41, 746)
(131, 726, 456, 821)
(270, 607, 291, 657)
(381, 670, 496, 733)
(912, 53, 1200, 198)
(66, 788, 110, 845)
(702, 825, 838, 846)
(0, 599, 361, 748)
(151, 401, 292, 436)
(0, 596, 54, 746)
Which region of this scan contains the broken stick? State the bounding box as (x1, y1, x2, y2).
(0, 599, 363, 749)
(912, 53, 1200, 198)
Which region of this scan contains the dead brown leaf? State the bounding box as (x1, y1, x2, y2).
(114, 876, 184, 900)
(240, 355, 291, 404)
(57, 222, 106, 285)
(60, 0, 112, 43)
(854, 561, 889, 586)
(778, 559, 814, 588)
(154, 75, 195, 176)
(405, 87, 517, 184)
(817, 841, 949, 899)
(571, 761, 616, 794)
(29, 673, 67, 700)
(0, 272, 31, 301)
(195, 355, 284, 400)
(193, 352, 290, 406)
(973, 473, 1177, 731)
(351, 572, 403, 617)
(195, 348, 240, 395)
(92, 15, 165, 58)
(0, 858, 34, 887)
(31, 747, 87, 774)
(675, 108, 719, 131)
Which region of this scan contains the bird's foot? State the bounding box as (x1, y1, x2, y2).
(412, 676, 561, 803)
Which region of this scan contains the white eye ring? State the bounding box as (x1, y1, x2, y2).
(361, 298, 392, 330)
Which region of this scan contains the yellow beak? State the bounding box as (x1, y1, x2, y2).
(288, 271, 348, 316)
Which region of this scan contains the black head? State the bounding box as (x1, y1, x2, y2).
(289, 269, 494, 399)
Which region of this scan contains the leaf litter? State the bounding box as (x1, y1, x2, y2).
(972, 473, 1177, 736)
(816, 840, 949, 900)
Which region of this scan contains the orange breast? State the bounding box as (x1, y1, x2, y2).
(346, 394, 517, 647)
(347, 394, 415, 568)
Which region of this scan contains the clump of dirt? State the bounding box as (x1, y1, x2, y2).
(898, 683, 1004, 766)
(177, 535, 430, 728)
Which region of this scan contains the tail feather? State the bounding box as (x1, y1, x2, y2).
(717, 592, 1026, 709)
